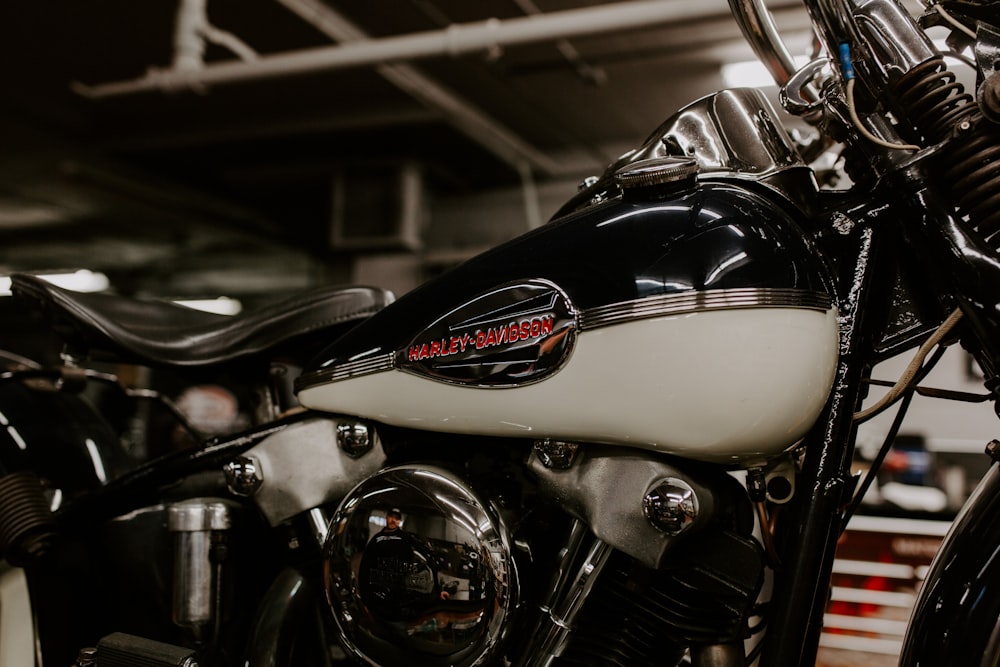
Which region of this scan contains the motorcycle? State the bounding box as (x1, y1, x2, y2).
(3, 0, 1000, 664)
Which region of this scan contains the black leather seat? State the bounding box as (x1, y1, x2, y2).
(11, 273, 394, 368)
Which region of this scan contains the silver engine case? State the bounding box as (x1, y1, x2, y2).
(322, 465, 517, 667)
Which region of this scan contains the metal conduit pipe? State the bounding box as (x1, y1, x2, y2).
(171, 0, 257, 71)
(172, 0, 207, 71)
(274, 0, 566, 177)
(73, 0, 765, 99)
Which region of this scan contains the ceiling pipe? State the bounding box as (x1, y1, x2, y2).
(171, 0, 257, 73)
(172, 0, 207, 71)
(510, 0, 607, 86)
(274, 0, 565, 178)
(72, 0, 755, 99)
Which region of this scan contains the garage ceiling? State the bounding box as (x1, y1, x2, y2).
(0, 0, 814, 298)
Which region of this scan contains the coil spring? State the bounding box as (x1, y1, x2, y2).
(943, 128, 1000, 242)
(891, 57, 976, 145)
(0, 471, 56, 565)
(891, 56, 1000, 246)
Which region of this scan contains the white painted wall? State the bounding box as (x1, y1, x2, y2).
(858, 345, 996, 456)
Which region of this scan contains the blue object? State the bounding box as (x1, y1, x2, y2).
(839, 43, 855, 80)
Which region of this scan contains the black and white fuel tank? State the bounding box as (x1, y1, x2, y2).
(296, 90, 840, 465)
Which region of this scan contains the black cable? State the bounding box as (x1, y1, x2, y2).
(842, 344, 948, 525)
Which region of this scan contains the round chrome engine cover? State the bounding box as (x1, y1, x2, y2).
(323, 465, 517, 666)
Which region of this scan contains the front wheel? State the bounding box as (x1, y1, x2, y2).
(899, 463, 1000, 666)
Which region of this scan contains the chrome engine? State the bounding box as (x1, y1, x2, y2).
(322, 465, 517, 667)
(320, 439, 765, 667)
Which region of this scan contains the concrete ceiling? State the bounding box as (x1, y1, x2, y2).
(0, 0, 815, 299)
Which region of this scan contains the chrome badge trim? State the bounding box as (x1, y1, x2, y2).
(578, 288, 832, 331)
(313, 352, 396, 383)
(397, 279, 578, 387)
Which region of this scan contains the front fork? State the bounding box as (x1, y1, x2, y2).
(760, 220, 880, 667)
(763, 170, 1000, 665)
(891, 173, 1000, 666)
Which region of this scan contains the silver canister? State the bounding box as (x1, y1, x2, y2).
(167, 499, 235, 638)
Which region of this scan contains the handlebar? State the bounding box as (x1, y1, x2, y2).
(727, 0, 801, 86)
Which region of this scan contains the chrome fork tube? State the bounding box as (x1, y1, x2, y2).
(536, 518, 590, 613)
(518, 525, 614, 667)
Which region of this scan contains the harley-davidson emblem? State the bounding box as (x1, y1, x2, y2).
(407, 316, 556, 362)
(398, 280, 577, 387)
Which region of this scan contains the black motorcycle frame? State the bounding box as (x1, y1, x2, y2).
(4, 1, 1000, 666)
(762, 166, 1000, 664)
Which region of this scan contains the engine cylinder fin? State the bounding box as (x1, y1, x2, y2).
(550, 529, 763, 667)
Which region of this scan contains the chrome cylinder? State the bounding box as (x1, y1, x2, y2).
(167, 499, 235, 638)
(521, 537, 614, 667)
(854, 0, 938, 81)
(727, 0, 799, 87)
(536, 518, 590, 611)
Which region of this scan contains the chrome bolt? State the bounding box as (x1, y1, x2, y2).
(223, 456, 263, 497)
(643, 478, 698, 536)
(337, 422, 372, 458)
(577, 175, 600, 191)
(533, 439, 580, 469)
(987, 439, 1000, 464)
